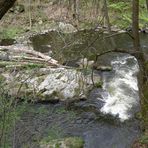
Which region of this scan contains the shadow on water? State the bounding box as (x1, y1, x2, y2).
(10, 30, 148, 148)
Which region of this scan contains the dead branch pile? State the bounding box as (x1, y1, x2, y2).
(0, 44, 59, 68)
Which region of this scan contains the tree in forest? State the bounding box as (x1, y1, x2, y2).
(146, 0, 148, 11)
(132, 0, 140, 52)
(103, 0, 116, 49)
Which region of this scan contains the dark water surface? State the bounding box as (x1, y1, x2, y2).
(14, 103, 140, 148)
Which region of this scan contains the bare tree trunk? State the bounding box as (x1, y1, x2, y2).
(95, 0, 100, 16)
(132, 0, 146, 108)
(146, 0, 148, 11)
(73, 0, 79, 20)
(28, 0, 32, 29)
(68, 0, 72, 11)
(103, 0, 116, 49)
(132, 0, 140, 52)
(0, 45, 59, 66)
(0, 0, 16, 19)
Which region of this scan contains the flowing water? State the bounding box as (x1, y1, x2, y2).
(100, 53, 140, 121)
(8, 30, 148, 147)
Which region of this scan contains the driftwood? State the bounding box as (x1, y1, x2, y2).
(10, 55, 49, 62)
(0, 45, 59, 66)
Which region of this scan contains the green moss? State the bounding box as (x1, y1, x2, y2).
(0, 27, 24, 39)
(65, 137, 84, 148)
(40, 137, 84, 148)
(109, 2, 129, 11)
(95, 80, 103, 88)
(22, 63, 45, 69)
(109, 0, 148, 28)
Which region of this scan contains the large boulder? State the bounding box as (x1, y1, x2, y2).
(1, 67, 101, 102)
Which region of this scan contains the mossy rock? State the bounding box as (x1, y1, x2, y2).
(40, 137, 84, 148)
(95, 80, 103, 88)
(64, 137, 84, 148)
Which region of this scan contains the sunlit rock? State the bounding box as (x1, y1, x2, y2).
(1, 67, 100, 102)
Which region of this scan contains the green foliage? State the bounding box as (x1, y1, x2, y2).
(22, 63, 45, 69)
(0, 85, 15, 147)
(109, 2, 129, 11)
(40, 136, 84, 148)
(139, 134, 148, 144)
(139, 9, 148, 27)
(0, 79, 28, 147)
(0, 61, 45, 70)
(0, 27, 24, 39)
(95, 80, 103, 88)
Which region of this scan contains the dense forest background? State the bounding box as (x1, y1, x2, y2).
(0, 0, 148, 40)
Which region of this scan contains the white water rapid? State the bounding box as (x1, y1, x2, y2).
(100, 54, 140, 121)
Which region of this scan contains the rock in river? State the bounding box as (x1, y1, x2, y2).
(1, 67, 100, 102)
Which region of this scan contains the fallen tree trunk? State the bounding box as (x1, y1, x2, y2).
(0, 45, 59, 66)
(10, 55, 50, 63)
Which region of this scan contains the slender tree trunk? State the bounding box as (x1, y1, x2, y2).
(146, 0, 148, 11)
(132, 0, 146, 108)
(103, 0, 116, 49)
(0, 0, 16, 20)
(72, 0, 79, 26)
(68, 0, 72, 11)
(132, 0, 140, 52)
(73, 0, 79, 20)
(28, 0, 32, 29)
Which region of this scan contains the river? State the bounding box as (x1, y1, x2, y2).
(10, 30, 148, 148)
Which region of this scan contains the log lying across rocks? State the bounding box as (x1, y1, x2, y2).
(0, 45, 59, 66)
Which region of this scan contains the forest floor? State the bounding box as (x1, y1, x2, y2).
(0, 0, 148, 41)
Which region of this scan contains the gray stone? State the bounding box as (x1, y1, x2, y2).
(1, 67, 100, 102)
(58, 22, 77, 33)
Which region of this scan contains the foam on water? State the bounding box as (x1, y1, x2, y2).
(100, 55, 140, 121)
